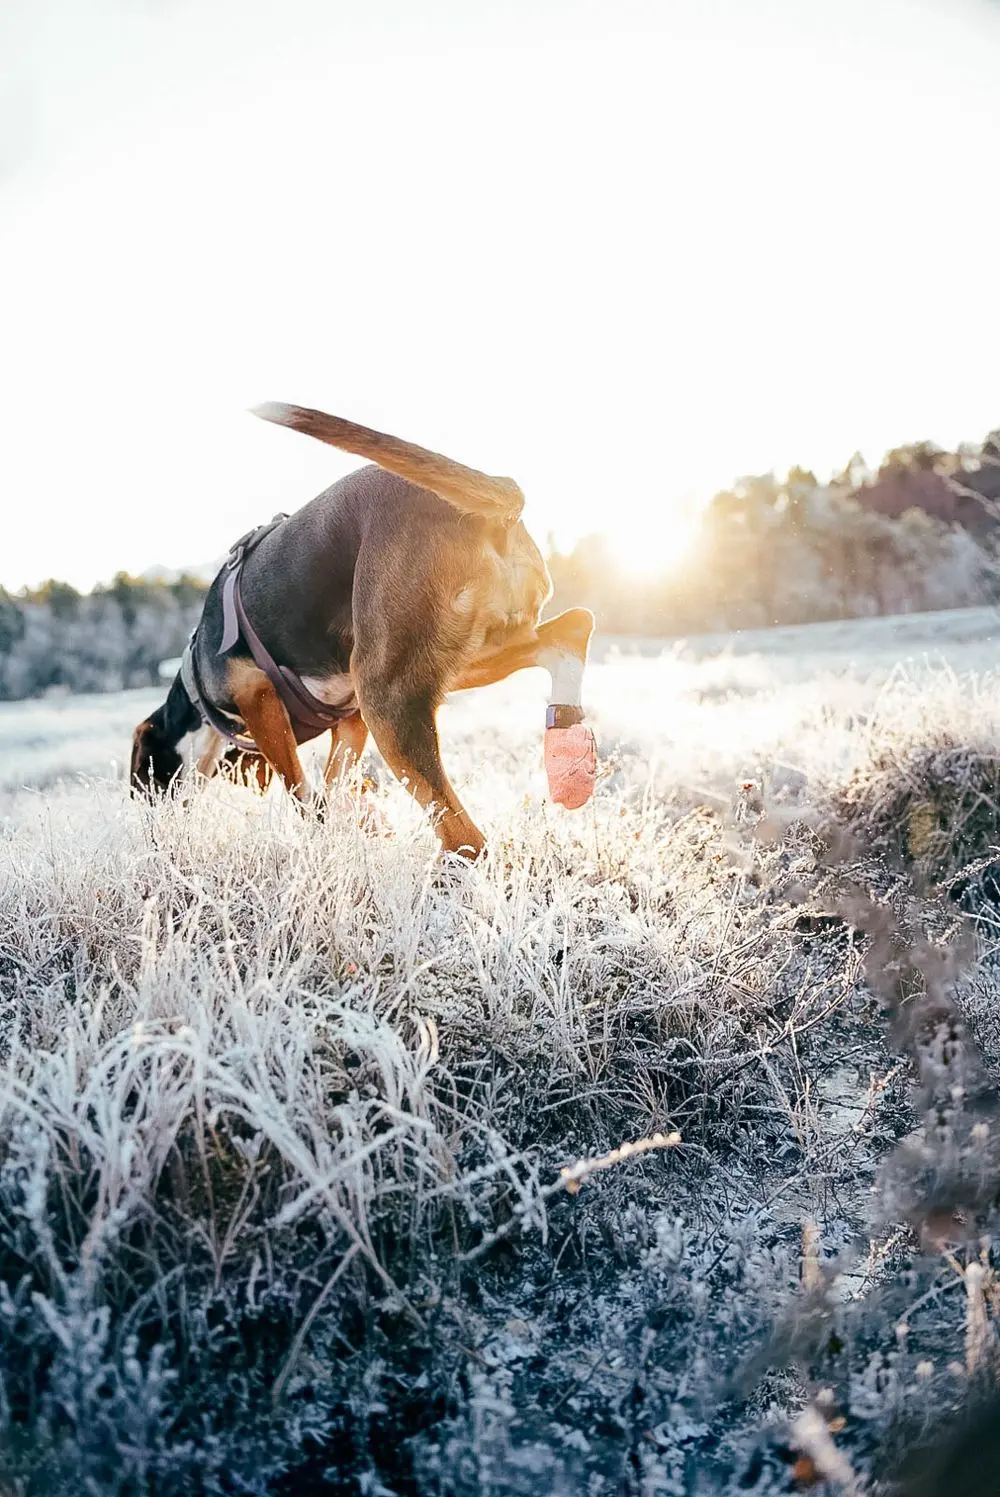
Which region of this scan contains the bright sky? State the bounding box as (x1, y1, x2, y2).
(2, 0, 999, 591)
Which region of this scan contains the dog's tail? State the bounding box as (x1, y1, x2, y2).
(250, 402, 524, 525)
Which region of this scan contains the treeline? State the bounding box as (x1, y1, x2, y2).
(548, 433, 1000, 635)
(3, 433, 999, 700)
(0, 574, 206, 701)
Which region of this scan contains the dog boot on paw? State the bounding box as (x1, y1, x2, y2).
(544, 710, 598, 809)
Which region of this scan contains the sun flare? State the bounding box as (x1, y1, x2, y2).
(606, 505, 704, 578)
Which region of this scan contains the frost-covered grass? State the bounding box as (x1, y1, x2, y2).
(4, 621, 1000, 1493)
(0, 685, 162, 791)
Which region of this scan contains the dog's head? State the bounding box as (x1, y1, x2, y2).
(130, 706, 184, 795)
(130, 672, 202, 796)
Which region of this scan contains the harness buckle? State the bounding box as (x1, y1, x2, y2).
(225, 514, 289, 570)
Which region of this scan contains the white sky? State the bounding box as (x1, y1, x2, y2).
(1, 0, 999, 590)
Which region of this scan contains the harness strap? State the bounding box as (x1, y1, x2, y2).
(232, 574, 349, 734)
(219, 514, 287, 652)
(187, 512, 357, 746)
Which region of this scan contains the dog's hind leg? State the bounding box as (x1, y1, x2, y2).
(453, 607, 598, 810)
(228, 662, 310, 804)
(451, 608, 594, 692)
(353, 672, 485, 859)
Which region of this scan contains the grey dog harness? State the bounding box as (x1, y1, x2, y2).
(181, 515, 356, 750)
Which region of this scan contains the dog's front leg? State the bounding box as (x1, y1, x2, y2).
(228, 662, 313, 807)
(322, 712, 388, 832)
(323, 712, 370, 788)
(222, 747, 274, 792)
(188, 726, 226, 779)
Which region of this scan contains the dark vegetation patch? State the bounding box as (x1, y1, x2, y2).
(1, 760, 1000, 1495)
(834, 737, 1000, 884)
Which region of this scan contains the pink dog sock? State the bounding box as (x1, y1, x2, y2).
(544, 713, 597, 809)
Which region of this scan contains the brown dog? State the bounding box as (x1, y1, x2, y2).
(131, 405, 595, 856)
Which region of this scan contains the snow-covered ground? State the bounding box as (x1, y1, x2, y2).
(2, 606, 1000, 1492)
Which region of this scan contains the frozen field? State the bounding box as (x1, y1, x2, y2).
(2, 606, 1000, 1493)
(3, 602, 1000, 798)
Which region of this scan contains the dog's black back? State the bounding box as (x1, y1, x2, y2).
(194, 463, 487, 711)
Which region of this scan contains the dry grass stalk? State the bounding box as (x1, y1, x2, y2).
(964, 1260, 991, 1375)
(790, 1404, 859, 1494)
(801, 1217, 822, 1292)
(559, 1131, 682, 1195)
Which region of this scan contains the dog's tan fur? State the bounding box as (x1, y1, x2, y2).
(251, 404, 525, 524)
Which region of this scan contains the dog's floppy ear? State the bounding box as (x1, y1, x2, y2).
(130, 718, 160, 795)
(130, 714, 182, 796)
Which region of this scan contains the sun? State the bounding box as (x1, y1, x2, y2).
(606, 504, 704, 578)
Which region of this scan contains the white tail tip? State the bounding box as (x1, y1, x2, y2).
(250, 401, 297, 426)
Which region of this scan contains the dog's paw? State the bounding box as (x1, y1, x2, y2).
(544, 724, 598, 809)
(431, 849, 484, 888)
